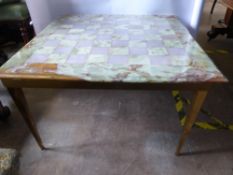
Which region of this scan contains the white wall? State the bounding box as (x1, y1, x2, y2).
(26, 0, 52, 34)
(26, 0, 205, 36)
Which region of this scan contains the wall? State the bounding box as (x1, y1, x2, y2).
(26, 0, 205, 36)
(25, 0, 52, 34)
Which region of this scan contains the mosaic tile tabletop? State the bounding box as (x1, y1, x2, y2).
(0, 15, 227, 83)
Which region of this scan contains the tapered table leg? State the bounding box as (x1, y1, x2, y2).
(176, 90, 208, 155)
(7, 88, 45, 150)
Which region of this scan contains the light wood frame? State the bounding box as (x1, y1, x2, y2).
(1, 76, 218, 155)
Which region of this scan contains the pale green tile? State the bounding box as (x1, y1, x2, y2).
(148, 48, 168, 56)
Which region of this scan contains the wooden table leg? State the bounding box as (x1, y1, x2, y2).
(176, 90, 208, 155)
(7, 88, 45, 150)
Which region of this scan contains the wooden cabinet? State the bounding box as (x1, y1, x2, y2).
(207, 0, 233, 40)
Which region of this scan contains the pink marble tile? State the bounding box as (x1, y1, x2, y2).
(130, 48, 148, 55)
(150, 56, 172, 65)
(147, 40, 164, 48)
(108, 55, 128, 64)
(55, 47, 73, 54)
(129, 35, 145, 40)
(91, 47, 109, 54)
(162, 35, 178, 40)
(67, 55, 87, 64)
(112, 40, 128, 47)
(167, 48, 186, 55)
(78, 40, 93, 47)
(97, 35, 112, 40)
(27, 54, 48, 63)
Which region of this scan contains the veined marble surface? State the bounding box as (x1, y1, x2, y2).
(0, 15, 227, 83)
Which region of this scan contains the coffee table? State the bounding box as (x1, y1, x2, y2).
(0, 15, 227, 155)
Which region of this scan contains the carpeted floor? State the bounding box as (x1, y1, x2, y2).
(0, 1, 233, 175)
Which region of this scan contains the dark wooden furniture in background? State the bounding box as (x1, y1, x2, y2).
(0, 18, 34, 45)
(211, 0, 218, 14)
(207, 0, 233, 40)
(0, 51, 10, 122)
(0, 100, 10, 122)
(0, 1, 34, 45)
(0, 1, 34, 122)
